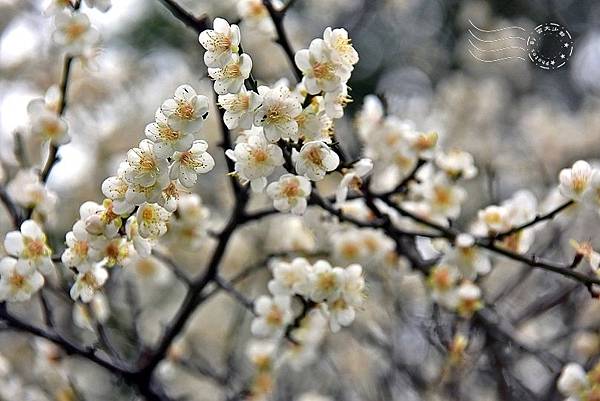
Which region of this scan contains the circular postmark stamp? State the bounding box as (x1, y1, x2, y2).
(526, 22, 574, 70)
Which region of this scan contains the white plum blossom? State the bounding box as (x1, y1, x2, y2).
(145, 109, 195, 159)
(61, 220, 98, 270)
(254, 85, 302, 142)
(169, 140, 215, 188)
(266, 174, 312, 215)
(225, 129, 284, 191)
(198, 18, 241, 68)
(101, 164, 135, 215)
(421, 173, 467, 219)
(251, 295, 293, 338)
(160, 85, 209, 134)
(323, 85, 352, 119)
(136, 203, 170, 239)
(476, 205, 511, 234)
(70, 264, 109, 303)
(123, 139, 169, 188)
(52, 12, 99, 55)
(296, 101, 333, 143)
(208, 54, 253, 95)
(456, 281, 482, 317)
(336, 158, 373, 205)
(80, 199, 122, 238)
(89, 236, 131, 267)
(268, 258, 311, 296)
(293, 141, 340, 181)
(125, 174, 170, 206)
(435, 150, 478, 180)
(4, 220, 53, 275)
(295, 39, 350, 95)
(309, 260, 345, 302)
(0, 257, 44, 302)
(27, 98, 69, 145)
(559, 160, 595, 201)
(444, 233, 491, 280)
(322, 27, 359, 68)
(218, 89, 262, 130)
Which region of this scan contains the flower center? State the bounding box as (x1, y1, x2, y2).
(159, 124, 181, 141)
(282, 181, 300, 198)
(306, 147, 324, 166)
(266, 307, 283, 326)
(223, 63, 241, 78)
(252, 148, 269, 163)
(142, 206, 156, 222)
(312, 62, 335, 80)
(24, 237, 46, 259)
(317, 273, 337, 292)
(74, 240, 89, 257)
(176, 102, 195, 120)
(66, 22, 87, 41)
(9, 273, 25, 289)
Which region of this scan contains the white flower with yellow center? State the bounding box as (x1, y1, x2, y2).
(293, 140, 340, 181)
(251, 295, 293, 338)
(160, 85, 209, 134)
(89, 236, 131, 268)
(266, 174, 312, 215)
(169, 140, 215, 188)
(268, 258, 312, 296)
(422, 173, 467, 220)
(27, 98, 69, 145)
(219, 88, 262, 130)
(123, 139, 169, 188)
(445, 233, 491, 280)
(208, 53, 253, 95)
(125, 174, 170, 207)
(145, 109, 195, 159)
(323, 85, 352, 119)
(61, 220, 99, 270)
(296, 101, 333, 143)
(225, 129, 284, 192)
(0, 257, 44, 302)
(80, 199, 123, 238)
(323, 27, 359, 68)
(4, 220, 53, 275)
(559, 160, 595, 201)
(295, 39, 350, 95)
(476, 205, 511, 234)
(198, 18, 241, 68)
(101, 163, 135, 215)
(435, 149, 478, 180)
(325, 263, 365, 332)
(254, 85, 303, 142)
(70, 264, 109, 303)
(135, 203, 170, 239)
(309, 260, 345, 302)
(52, 12, 99, 55)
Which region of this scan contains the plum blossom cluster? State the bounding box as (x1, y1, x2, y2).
(0, 220, 53, 302)
(60, 85, 214, 303)
(199, 19, 358, 206)
(245, 257, 364, 399)
(557, 362, 600, 401)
